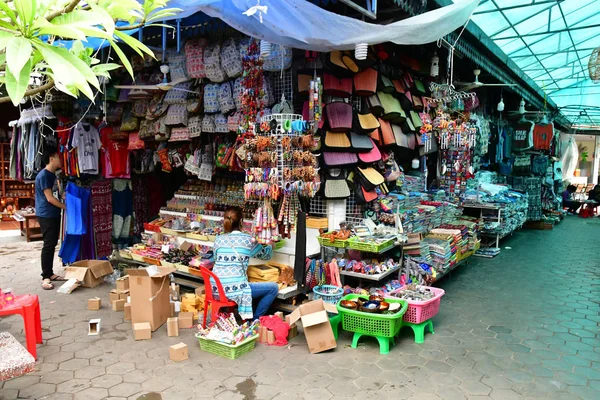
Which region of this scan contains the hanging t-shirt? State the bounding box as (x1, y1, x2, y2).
(72, 123, 101, 174)
(533, 123, 554, 151)
(512, 120, 534, 151)
(100, 126, 129, 177)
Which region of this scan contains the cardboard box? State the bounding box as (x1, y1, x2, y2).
(170, 302, 175, 317)
(178, 312, 194, 329)
(126, 266, 176, 331)
(287, 323, 298, 340)
(133, 322, 152, 340)
(167, 317, 179, 337)
(124, 303, 131, 321)
(87, 298, 101, 310)
(112, 299, 125, 312)
(108, 290, 119, 303)
(116, 276, 130, 292)
(118, 291, 129, 300)
(288, 299, 338, 354)
(88, 319, 101, 335)
(65, 260, 114, 288)
(169, 342, 188, 362)
(194, 285, 206, 296)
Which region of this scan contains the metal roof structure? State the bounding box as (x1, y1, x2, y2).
(470, 0, 600, 129)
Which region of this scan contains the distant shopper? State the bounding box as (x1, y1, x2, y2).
(35, 149, 66, 290)
(562, 184, 581, 214)
(212, 207, 276, 320)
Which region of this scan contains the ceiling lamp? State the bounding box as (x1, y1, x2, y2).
(260, 40, 271, 57)
(430, 52, 440, 77)
(355, 43, 368, 60)
(497, 96, 505, 112)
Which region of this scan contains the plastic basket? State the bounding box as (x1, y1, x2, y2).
(197, 334, 258, 359)
(391, 286, 445, 324)
(318, 236, 348, 248)
(313, 285, 344, 304)
(336, 294, 408, 338)
(347, 237, 395, 253)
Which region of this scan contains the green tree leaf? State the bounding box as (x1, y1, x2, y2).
(5, 59, 32, 106)
(0, 1, 18, 24)
(0, 30, 15, 51)
(6, 37, 32, 77)
(14, 0, 36, 27)
(110, 40, 134, 79)
(88, 1, 115, 36)
(114, 29, 154, 58)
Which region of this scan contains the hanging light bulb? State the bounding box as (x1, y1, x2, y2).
(260, 40, 271, 58)
(355, 43, 368, 60)
(159, 64, 170, 84)
(412, 158, 420, 170)
(430, 52, 440, 77)
(518, 98, 526, 114)
(497, 96, 505, 112)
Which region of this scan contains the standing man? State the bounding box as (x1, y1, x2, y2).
(35, 150, 66, 290)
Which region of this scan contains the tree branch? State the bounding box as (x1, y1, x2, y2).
(0, 80, 55, 104)
(115, 22, 146, 31)
(46, 0, 81, 22)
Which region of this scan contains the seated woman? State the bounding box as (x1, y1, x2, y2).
(562, 184, 582, 214)
(212, 207, 278, 320)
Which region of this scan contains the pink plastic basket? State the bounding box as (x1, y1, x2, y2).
(391, 286, 445, 324)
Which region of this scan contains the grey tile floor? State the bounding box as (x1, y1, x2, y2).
(0, 216, 599, 400)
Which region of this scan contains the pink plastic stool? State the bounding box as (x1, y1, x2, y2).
(0, 294, 42, 359)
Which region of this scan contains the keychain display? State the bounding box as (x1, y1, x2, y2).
(253, 199, 280, 244)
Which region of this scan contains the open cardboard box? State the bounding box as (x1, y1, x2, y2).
(126, 266, 176, 331)
(288, 299, 338, 354)
(65, 260, 113, 288)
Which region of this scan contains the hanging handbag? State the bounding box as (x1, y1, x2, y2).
(263, 43, 293, 72)
(358, 139, 381, 163)
(169, 127, 190, 142)
(164, 82, 192, 105)
(354, 183, 378, 205)
(204, 43, 227, 83)
(354, 111, 380, 133)
(131, 99, 149, 118)
(220, 38, 242, 78)
(357, 167, 384, 191)
(185, 38, 209, 78)
(378, 75, 395, 94)
(166, 50, 188, 82)
(218, 81, 235, 113)
(410, 110, 423, 129)
(127, 132, 145, 150)
(323, 73, 353, 98)
(214, 113, 229, 133)
(164, 104, 189, 127)
(379, 92, 406, 122)
(233, 77, 244, 110)
(324, 131, 351, 150)
(323, 152, 358, 167)
(203, 83, 220, 113)
(120, 108, 139, 131)
(146, 93, 168, 120)
(324, 168, 350, 199)
(202, 114, 216, 133)
(325, 102, 353, 132)
(354, 68, 378, 96)
(369, 128, 382, 147)
(350, 132, 373, 153)
(188, 116, 202, 138)
(379, 119, 396, 146)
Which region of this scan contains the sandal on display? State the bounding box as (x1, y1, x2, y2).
(50, 275, 67, 281)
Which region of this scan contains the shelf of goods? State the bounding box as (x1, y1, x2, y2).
(340, 265, 402, 282)
(462, 202, 525, 248)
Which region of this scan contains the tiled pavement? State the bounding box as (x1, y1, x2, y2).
(0, 216, 599, 400)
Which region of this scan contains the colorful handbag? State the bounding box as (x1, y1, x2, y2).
(323, 152, 358, 167)
(131, 99, 149, 118)
(202, 114, 216, 133)
(120, 108, 139, 131)
(355, 184, 378, 205)
(379, 119, 396, 146)
(169, 127, 190, 142)
(220, 38, 242, 78)
(214, 113, 228, 133)
(164, 104, 189, 127)
(185, 38, 209, 79)
(166, 50, 188, 82)
(323, 73, 353, 98)
(378, 75, 395, 93)
(324, 169, 350, 199)
(358, 139, 381, 163)
(357, 167, 384, 191)
(379, 92, 406, 121)
(355, 111, 380, 133)
(146, 93, 168, 120)
(218, 81, 235, 113)
(350, 132, 373, 153)
(354, 68, 378, 96)
(233, 77, 244, 110)
(203, 83, 220, 113)
(204, 43, 227, 83)
(188, 116, 202, 138)
(325, 102, 353, 132)
(164, 82, 192, 104)
(227, 112, 241, 132)
(324, 131, 351, 150)
(127, 132, 145, 150)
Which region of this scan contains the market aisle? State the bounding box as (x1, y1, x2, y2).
(0, 217, 599, 400)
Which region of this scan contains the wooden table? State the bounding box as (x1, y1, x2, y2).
(12, 213, 42, 242)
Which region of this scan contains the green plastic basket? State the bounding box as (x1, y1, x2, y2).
(336, 294, 408, 338)
(197, 334, 259, 359)
(318, 236, 348, 248)
(347, 237, 396, 253)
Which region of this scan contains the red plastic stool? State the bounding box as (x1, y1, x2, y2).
(0, 294, 42, 360)
(199, 267, 238, 328)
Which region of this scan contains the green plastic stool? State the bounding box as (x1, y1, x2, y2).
(351, 333, 395, 355)
(401, 320, 434, 344)
(329, 314, 342, 340)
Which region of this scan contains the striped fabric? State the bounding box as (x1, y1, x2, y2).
(213, 232, 272, 319)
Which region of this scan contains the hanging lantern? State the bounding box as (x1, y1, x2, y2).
(160, 64, 170, 84)
(355, 43, 368, 60)
(411, 158, 420, 170)
(260, 40, 271, 58)
(497, 96, 505, 112)
(430, 52, 440, 77)
(518, 99, 526, 114)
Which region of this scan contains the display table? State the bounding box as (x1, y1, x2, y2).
(12, 212, 42, 242)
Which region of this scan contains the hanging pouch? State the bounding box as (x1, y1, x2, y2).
(355, 184, 378, 205)
(355, 111, 380, 133)
(379, 119, 396, 146)
(324, 131, 351, 150)
(323, 152, 358, 167)
(324, 168, 350, 199)
(325, 102, 353, 132)
(323, 73, 353, 98)
(353, 68, 378, 96)
(350, 132, 373, 152)
(358, 138, 381, 163)
(357, 167, 384, 191)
